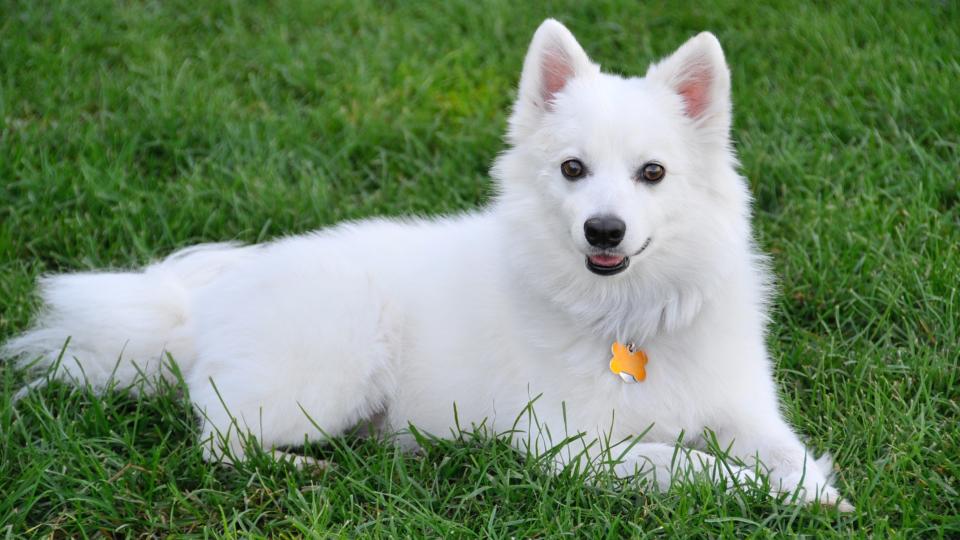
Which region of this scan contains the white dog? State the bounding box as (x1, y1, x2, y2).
(4, 19, 850, 509)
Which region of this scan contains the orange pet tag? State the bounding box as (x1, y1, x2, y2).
(609, 342, 648, 383)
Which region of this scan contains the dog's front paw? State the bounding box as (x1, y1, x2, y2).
(271, 450, 332, 471)
(718, 464, 758, 492)
(777, 471, 854, 512)
(817, 486, 855, 513)
(801, 484, 854, 512)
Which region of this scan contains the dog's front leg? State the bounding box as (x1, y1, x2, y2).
(716, 408, 853, 511)
(516, 424, 754, 491)
(602, 441, 757, 491)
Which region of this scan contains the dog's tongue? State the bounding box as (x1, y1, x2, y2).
(589, 254, 625, 267)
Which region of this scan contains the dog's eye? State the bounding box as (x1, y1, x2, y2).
(639, 162, 665, 183)
(561, 159, 586, 180)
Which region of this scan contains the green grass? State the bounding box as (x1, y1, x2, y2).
(1, 0, 958, 536)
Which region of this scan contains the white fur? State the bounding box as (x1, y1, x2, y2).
(3, 20, 850, 510)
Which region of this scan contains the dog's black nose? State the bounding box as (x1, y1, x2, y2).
(584, 216, 626, 248)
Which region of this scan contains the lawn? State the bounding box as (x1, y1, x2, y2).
(1, 0, 958, 536)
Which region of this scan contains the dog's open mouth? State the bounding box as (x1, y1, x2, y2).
(586, 254, 629, 276)
(585, 238, 651, 276)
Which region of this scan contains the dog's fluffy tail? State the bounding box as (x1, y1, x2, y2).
(2, 243, 249, 397)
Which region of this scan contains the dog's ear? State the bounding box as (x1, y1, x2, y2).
(509, 19, 598, 140)
(646, 32, 731, 141)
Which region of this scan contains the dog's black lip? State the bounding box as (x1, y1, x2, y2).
(632, 237, 652, 257)
(584, 237, 652, 277)
(586, 256, 630, 276)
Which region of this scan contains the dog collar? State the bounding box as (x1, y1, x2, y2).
(609, 341, 648, 383)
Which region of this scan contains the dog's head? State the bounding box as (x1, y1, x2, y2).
(494, 20, 754, 337)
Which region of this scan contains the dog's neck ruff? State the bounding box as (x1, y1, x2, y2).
(608, 341, 648, 383)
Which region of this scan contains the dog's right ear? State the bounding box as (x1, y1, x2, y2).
(508, 19, 598, 141)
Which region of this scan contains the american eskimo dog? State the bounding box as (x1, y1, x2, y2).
(3, 19, 850, 509)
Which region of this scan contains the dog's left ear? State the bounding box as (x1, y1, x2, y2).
(646, 32, 731, 142)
